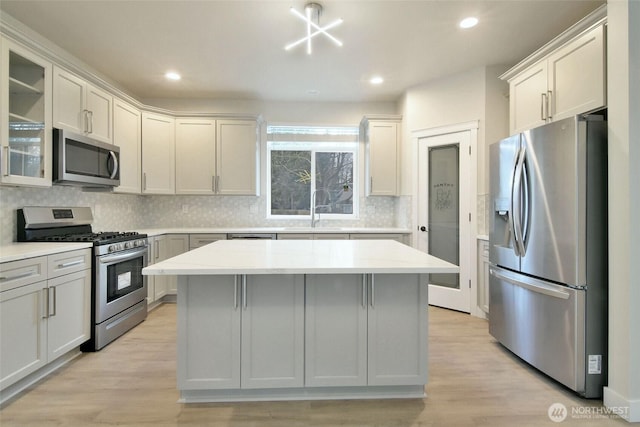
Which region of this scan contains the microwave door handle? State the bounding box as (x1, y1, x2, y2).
(108, 151, 119, 179)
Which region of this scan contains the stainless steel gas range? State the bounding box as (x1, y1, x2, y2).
(17, 206, 148, 350)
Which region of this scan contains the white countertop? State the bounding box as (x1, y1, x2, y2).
(0, 242, 93, 263)
(137, 227, 411, 237)
(143, 239, 459, 275)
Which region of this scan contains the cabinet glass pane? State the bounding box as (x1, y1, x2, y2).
(7, 51, 46, 179)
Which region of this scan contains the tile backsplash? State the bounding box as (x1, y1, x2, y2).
(0, 186, 411, 246)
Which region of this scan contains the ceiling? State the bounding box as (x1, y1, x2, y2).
(0, 0, 604, 103)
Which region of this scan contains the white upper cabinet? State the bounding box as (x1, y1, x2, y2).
(175, 118, 216, 194)
(507, 23, 606, 134)
(1, 38, 52, 187)
(546, 25, 605, 121)
(175, 118, 258, 196)
(141, 111, 175, 194)
(216, 120, 258, 196)
(53, 66, 112, 143)
(361, 116, 400, 197)
(112, 98, 141, 194)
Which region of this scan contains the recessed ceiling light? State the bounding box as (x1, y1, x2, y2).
(165, 71, 181, 81)
(459, 17, 478, 29)
(370, 76, 384, 85)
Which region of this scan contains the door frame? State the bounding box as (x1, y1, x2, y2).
(411, 121, 479, 316)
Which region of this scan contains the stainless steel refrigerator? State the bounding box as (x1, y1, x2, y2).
(488, 114, 607, 398)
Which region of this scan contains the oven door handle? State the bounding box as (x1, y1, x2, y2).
(99, 246, 148, 264)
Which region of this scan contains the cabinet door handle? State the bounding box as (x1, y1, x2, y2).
(216, 176, 220, 193)
(370, 274, 375, 308)
(370, 176, 373, 192)
(143, 172, 147, 191)
(212, 176, 216, 193)
(42, 288, 49, 319)
(49, 286, 57, 317)
(2, 146, 8, 176)
(83, 109, 89, 133)
(88, 110, 94, 134)
(546, 90, 553, 119)
(540, 93, 547, 121)
(242, 275, 247, 310)
(233, 275, 238, 309)
(362, 274, 367, 308)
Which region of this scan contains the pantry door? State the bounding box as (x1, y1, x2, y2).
(417, 129, 473, 313)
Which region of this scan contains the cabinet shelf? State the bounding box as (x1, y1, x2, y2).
(8, 147, 41, 157)
(9, 77, 43, 95)
(9, 113, 45, 127)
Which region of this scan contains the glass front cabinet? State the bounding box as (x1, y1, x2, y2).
(1, 37, 52, 187)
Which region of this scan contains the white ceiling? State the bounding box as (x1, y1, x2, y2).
(0, 0, 604, 103)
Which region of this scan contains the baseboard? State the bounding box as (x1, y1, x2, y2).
(0, 348, 82, 407)
(604, 386, 640, 422)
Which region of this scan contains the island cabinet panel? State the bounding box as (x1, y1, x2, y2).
(305, 274, 428, 387)
(178, 275, 241, 390)
(241, 275, 304, 389)
(177, 274, 304, 391)
(367, 274, 428, 386)
(305, 274, 367, 387)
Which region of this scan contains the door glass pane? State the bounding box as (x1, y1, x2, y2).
(428, 144, 459, 289)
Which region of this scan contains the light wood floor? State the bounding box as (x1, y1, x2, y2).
(0, 304, 628, 426)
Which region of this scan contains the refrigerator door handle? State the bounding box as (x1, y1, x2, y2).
(512, 142, 527, 256)
(490, 267, 570, 300)
(520, 147, 531, 254)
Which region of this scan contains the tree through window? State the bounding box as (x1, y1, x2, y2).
(267, 126, 358, 218)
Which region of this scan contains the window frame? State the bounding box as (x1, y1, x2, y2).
(266, 138, 359, 221)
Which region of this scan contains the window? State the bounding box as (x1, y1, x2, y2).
(267, 125, 359, 219)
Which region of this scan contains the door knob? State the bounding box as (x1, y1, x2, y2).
(420, 226, 427, 232)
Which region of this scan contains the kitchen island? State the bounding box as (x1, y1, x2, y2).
(143, 239, 458, 402)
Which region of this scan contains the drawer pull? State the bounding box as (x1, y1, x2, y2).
(0, 270, 37, 281)
(57, 259, 83, 269)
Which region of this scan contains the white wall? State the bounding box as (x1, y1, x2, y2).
(398, 65, 509, 236)
(398, 66, 509, 197)
(604, 0, 640, 422)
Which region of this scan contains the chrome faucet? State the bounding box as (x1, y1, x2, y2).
(311, 189, 330, 228)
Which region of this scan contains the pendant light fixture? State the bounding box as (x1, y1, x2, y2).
(285, 2, 343, 54)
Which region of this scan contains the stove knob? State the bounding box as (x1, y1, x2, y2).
(108, 245, 115, 253)
(124, 242, 131, 249)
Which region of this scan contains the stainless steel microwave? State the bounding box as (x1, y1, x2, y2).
(53, 128, 120, 187)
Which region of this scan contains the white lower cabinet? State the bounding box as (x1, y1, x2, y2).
(166, 235, 188, 295)
(179, 275, 240, 389)
(147, 234, 188, 302)
(178, 274, 304, 390)
(0, 281, 47, 390)
(241, 275, 304, 389)
(477, 239, 490, 315)
(305, 274, 427, 387)
(367, 274, 427, 386)
(305, 274, 367, 386)
(0, 250, 91, 392)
